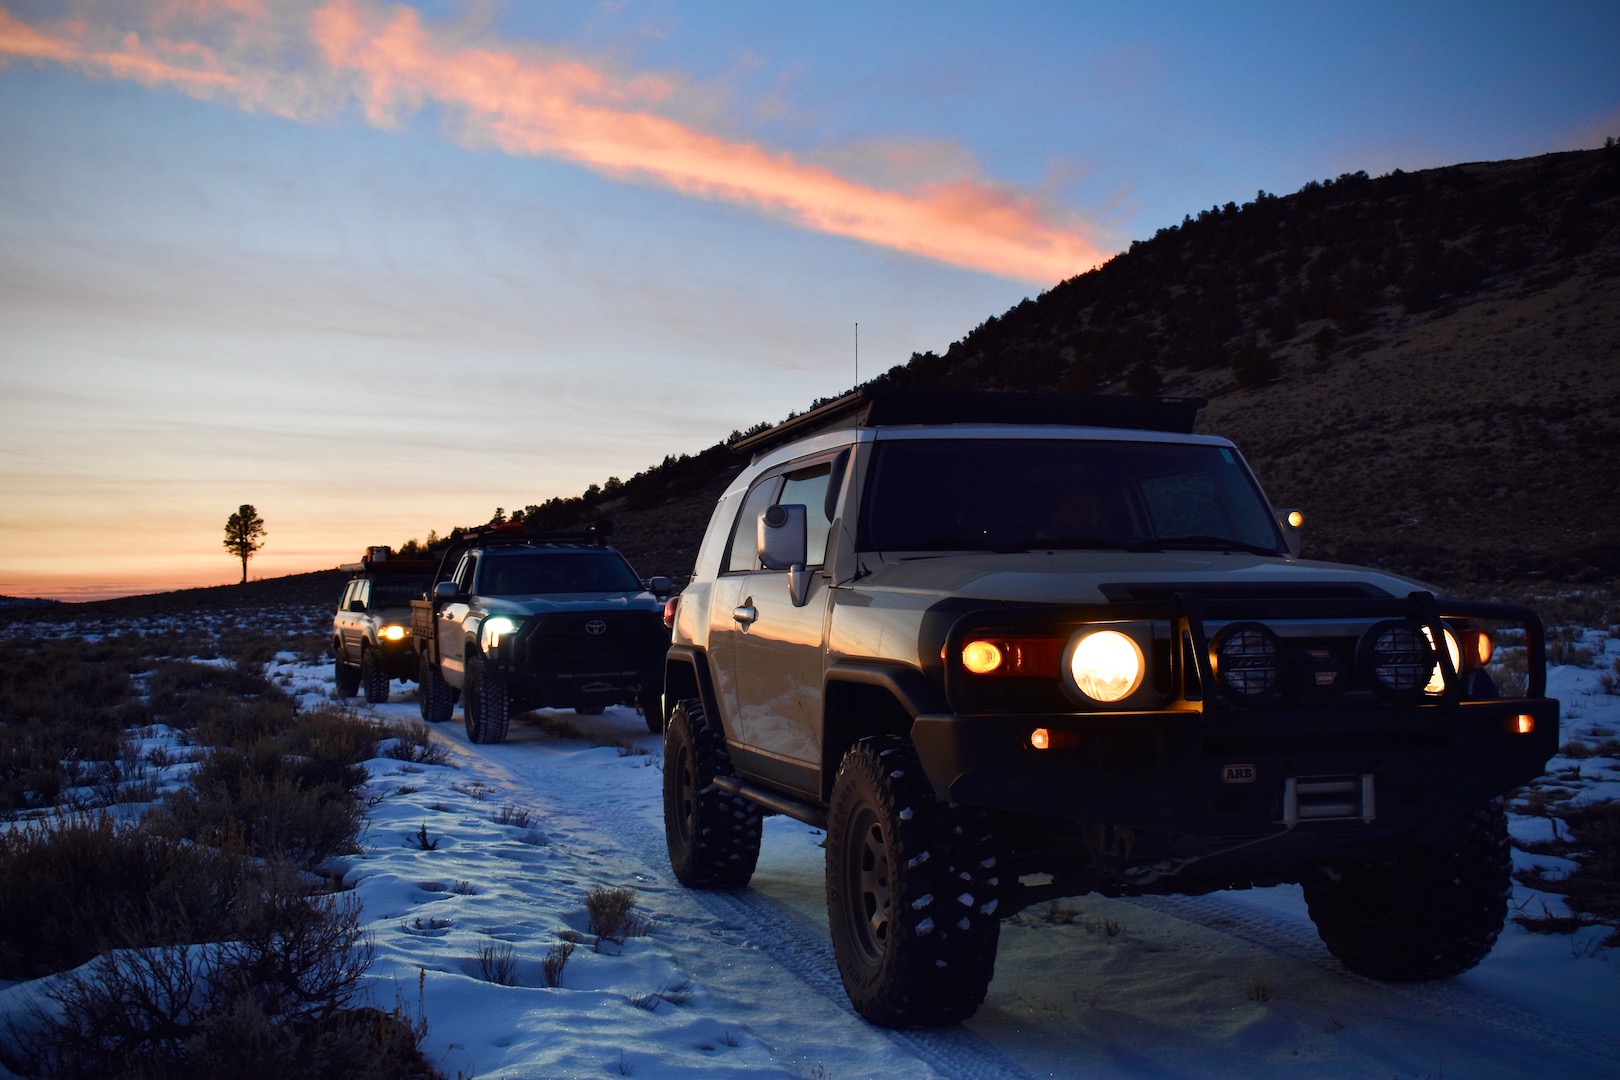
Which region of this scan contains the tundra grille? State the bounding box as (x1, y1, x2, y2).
(521, 611, 665, 675)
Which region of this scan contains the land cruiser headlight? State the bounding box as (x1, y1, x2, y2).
(1357, 620, 1434, 699)
(480, 616, 519, 653)
(379, 624, 409, 642)
(1068, 630, 1144, 703)
(1211, 623, 1284, 702)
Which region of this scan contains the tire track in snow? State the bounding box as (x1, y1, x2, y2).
(479, 727, 1035, 1080)
(1126, 892, 1620, 1066)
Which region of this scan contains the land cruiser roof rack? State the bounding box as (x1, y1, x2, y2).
(732, 388, 1207, 456)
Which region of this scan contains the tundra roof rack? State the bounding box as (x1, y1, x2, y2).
(732, 388, 1207, 456)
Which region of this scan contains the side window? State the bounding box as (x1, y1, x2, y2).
(778, 463, 834, 566)
(452, 554, 478, 593)
(356, 580, 371, 610)
(341, 582, 360, 610)
(725, 477, 782, 573)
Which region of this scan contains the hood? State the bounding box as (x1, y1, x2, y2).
(474, 592, 662, 617)
(856, 550, 1436, 604)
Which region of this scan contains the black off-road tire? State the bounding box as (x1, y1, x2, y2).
(825, 736, 1002, 1028)
(361, 648, 391, 704)
(419, 656, 454, 724)
(334, 648, 361, 698)
(663, 699, 761, 888)
(1303, 798, 1511, 981)
(463, 658, 510, 745)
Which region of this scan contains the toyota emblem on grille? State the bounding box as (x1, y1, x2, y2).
(585, 620, 607, 636)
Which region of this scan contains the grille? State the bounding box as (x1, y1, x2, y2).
(521, 611, 665, 675)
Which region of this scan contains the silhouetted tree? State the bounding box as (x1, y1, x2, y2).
(222, 504, 266, 584)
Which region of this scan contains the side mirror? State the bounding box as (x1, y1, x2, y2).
(433, 580, 460, 601)
(646, 575, 673, 598)
(758, 504, 812, 608)
(1275, 508, 1304, 558)
(758, 504, 807, 570)
(347, 599, 366, 613)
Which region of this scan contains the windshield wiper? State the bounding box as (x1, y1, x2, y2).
(1147, 535, 1282, 557)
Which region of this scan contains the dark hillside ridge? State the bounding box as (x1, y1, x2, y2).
(28, 148, 1612, 614)
(526, 147, 1619, 597)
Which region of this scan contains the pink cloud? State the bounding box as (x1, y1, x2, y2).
(1, 0, 1109, 282)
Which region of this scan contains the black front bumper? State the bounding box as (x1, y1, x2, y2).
(912, 693, 1559, 854)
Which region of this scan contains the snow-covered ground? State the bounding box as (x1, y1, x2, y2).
(4, 627, 1618, 1078)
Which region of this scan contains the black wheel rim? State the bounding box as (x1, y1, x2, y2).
(846, 805, 892, 967)
(672, 737, 696, 851)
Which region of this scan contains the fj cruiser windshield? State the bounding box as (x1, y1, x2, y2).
(476, 550, 644, 596)
(858, 438, 1284, 555)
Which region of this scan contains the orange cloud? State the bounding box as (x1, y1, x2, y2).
(1, 0, 1109, 283)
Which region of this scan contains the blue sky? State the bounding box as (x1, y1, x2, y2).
(2, 1, 1616, 599)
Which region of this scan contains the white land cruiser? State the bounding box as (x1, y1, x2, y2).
(661, 389, 1559, 1028)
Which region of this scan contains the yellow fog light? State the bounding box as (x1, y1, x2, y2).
(1031, 728, 1051, 750)
(1508, 714, 1536, 735)
(962, 640, 1005, 675)
(1287, 510, 1304, 528)
(1069, 630, 1144, 703)
(379, 624, 408, 642)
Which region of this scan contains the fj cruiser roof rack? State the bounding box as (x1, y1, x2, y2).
(732, 388, 1208, 457)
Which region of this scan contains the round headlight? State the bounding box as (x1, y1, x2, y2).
(1423, 626, 1462, 695)
(1069, 630, 1144, 703)
(1211, 623, 1284, 701)
(1358, 620, 1434, 699)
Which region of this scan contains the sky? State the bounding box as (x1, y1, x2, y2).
(1, 2, 1617, 601)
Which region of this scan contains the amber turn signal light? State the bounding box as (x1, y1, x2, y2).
(1506, 714, 1536, 735)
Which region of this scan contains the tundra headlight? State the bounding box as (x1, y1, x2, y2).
(480, 616, 519, 653)
(1068, 630, 1144, 703)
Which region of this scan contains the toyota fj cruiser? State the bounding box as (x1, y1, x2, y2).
(333, 547, 435, 704)
(412, 526, 673, 742)
(661, 389, 1559, 1028)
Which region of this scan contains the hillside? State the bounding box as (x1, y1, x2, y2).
(533, 147, 1620, 599)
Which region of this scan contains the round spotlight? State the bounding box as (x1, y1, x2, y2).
(1068, 630, 1144, 703)
(1358, 620, 1435, 699)
(1211, 623, 1285, 702)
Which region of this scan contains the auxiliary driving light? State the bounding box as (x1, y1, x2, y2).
(1211, 623, 1284, 702)
(379, 624, 409, 642)
(1068, 630, 1144, 703)
(1357, 620, 1435, 699)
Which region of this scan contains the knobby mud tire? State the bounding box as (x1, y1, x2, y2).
(463, 659, 510, 745)
(1303, 797, 1511, 981)
(361, 648, 390, 704)
(663, 699, 761, 889)
(334, 650, 361, 698)
(825, 736, 1002, 1028)
(419, 657, 454, 724)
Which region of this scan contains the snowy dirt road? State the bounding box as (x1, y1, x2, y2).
(290, 653, 1616, 1080)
